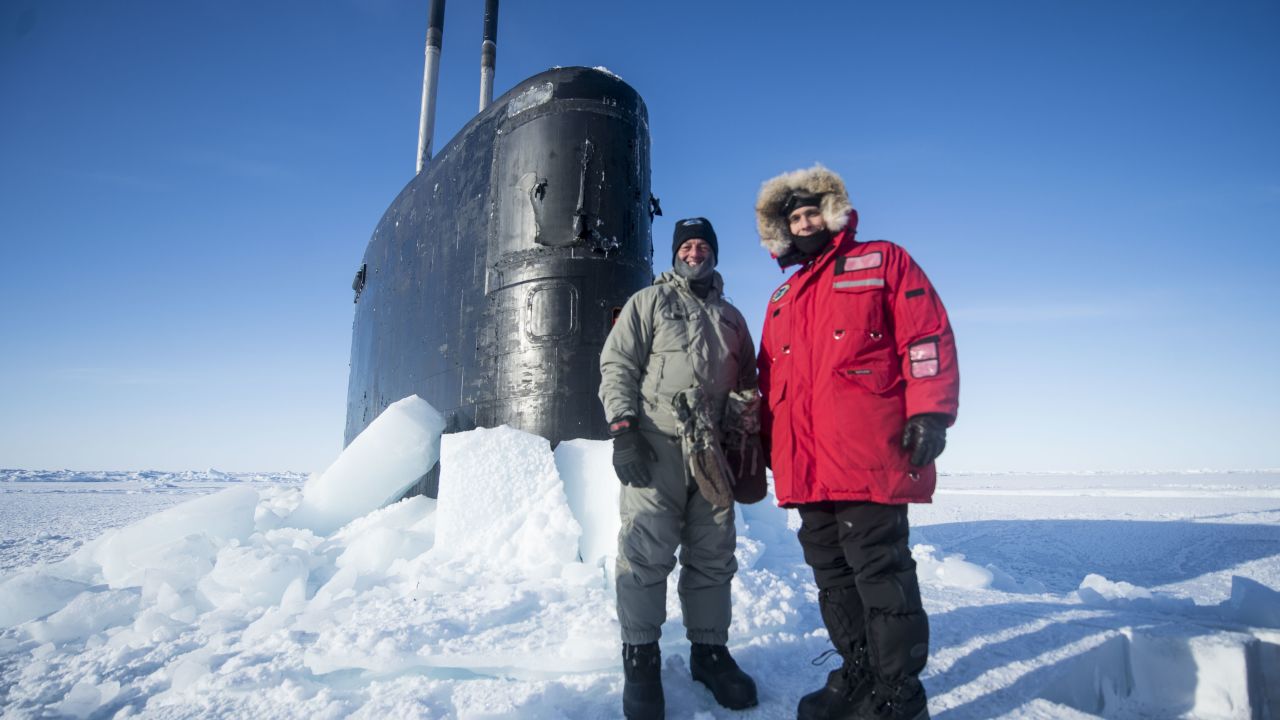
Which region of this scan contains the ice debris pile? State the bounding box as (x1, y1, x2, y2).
(0, 396, 809, 716)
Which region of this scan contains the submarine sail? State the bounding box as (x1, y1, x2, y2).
(345, 66, 656, 495)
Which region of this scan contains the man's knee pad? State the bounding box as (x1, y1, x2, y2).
(856, 565, 924, 615)
(802, 537, 858, 589)
(678, 547, 737, 589)
(618, 521, 679, 583)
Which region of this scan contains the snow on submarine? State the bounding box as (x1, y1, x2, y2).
(344, 0, 658, 497)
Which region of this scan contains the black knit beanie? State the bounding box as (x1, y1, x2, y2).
(671, 217, 718, 264)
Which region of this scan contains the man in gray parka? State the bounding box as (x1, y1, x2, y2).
(599, 217, 759, 719)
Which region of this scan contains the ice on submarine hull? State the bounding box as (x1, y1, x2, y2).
(345, 67, 655, 494)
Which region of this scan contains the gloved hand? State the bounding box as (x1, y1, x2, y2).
(610, 417, 658, 487)
(901, 413, 950, 467)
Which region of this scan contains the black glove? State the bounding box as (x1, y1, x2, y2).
(610, 417, 658, 487)
(901, 413, 950, 467)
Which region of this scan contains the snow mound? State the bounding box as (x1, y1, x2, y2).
(430, 425, 581, 578)
(914, 543, 1046, 594)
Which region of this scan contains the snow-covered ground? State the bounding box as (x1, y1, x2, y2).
(2, 404, 1278, 718)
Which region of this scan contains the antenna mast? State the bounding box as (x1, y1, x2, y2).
(416, 0, 446, 173)
(479, 0, 499, 111)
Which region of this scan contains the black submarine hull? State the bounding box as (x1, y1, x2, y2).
(345, 67, 655, 493)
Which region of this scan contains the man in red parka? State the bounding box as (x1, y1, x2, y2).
(755, 165, 959, 720)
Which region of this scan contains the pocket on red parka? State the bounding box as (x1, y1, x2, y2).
(830, 365, 906, 471)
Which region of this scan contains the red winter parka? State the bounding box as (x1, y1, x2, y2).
(756, 167, 959, 507)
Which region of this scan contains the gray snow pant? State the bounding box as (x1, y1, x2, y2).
(616, 430, 737, 645)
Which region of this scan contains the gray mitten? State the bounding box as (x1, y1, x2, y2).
(723, 389, 767, 504)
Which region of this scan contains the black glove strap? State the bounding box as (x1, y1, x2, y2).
(608, 417, 635, 437)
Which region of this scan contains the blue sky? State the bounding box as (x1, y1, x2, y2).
(2, 1, 1277, 473)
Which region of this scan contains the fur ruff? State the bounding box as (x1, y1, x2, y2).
(755, 164, 853, 258)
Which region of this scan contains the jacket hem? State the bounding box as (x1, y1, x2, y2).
(777, 490, 933, 508)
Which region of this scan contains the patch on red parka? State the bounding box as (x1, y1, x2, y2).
(836, 252, 882, 274)
(909, 336, 940, 378)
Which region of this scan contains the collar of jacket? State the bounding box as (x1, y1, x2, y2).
(780, 227, 855, 272)
(655, 268, 724, 300)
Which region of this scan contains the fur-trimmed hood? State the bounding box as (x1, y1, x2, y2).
(755, 164, 856, 260)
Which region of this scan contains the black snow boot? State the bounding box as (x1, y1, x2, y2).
(622, 643, 664, 720)
(798, 586, 874, 719)
(863, 677, 929, 720)
(796, 647, 873, 720)
(690, 643, 758, 710)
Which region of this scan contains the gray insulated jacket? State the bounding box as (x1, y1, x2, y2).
(599, 270, 757, 438)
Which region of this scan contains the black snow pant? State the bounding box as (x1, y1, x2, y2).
(797, 501, 928, 687)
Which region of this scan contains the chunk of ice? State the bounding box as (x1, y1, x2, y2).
(1225, 575, 1280, 628)
(0, 570, 92, 627)
(84, 485, 259, 589)
(554, 439, 619, 567)
(28, 588, 140, 645)
(289, 395, 444, 536)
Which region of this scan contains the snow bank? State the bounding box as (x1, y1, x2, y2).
(1076, 572, 1280, 630)
(0, 468, 309, 484)
(3, 445, 1279, 718)
(289, 395, 444, 535)
(1041, 623, 1272, 719)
